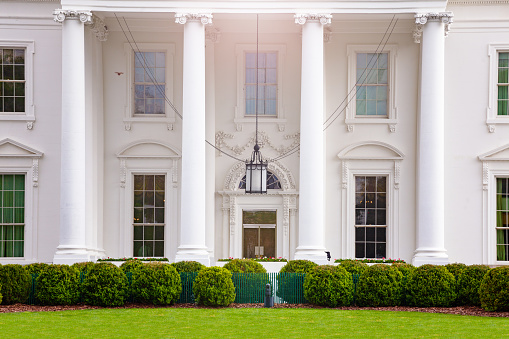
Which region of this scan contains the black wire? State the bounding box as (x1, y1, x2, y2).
(205, 140, 245, 162)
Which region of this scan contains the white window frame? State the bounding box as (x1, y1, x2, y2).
(338, 141, 403, 260)
(487, 44, 509, 132)
(0, 41, 35, 125)
(345, 45, 398, 132)
(0, 138, 42, 264)
(123, 43, 175, 130)
(234, 44, 287, 131)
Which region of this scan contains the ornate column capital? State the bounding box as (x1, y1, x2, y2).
(414, 12, 453, 43)
(53, 9, 92, 24)
(294, 13, 332, 26)
(89, 15, 108, 41)
(175, 13, 213, 25)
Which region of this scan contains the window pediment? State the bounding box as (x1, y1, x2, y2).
(337, 141, 404, 160)
(479, 144, 509, 161)
(117, 140, 181, 159)
(0, 138, 43, 158)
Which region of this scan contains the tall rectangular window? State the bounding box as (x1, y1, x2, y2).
(498, 52, 509, 116)
(133, 174, 165, 257)
(356, 53, 388, 116)
(355, 176, 386, 258)
(245, 52, 277, 116)
(0, 48, 25, 114)
(496, 178, 509, 260)
(0, 174, 24, 257)
(134, 51, 166, 115)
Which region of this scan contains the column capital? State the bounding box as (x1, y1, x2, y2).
(294, 13, 332, 26)
(175, 13, 213, 25)
(53, 9, 92, 24)
(414, 12, 453, 43)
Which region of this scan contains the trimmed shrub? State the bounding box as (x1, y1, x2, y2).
(356, 264, 404, 307)
(303, 265, 354, 307)
(120, 259, 144, 273)
(457, 265, 490, 306)
(35, 265, 80, 306)
(193, 266, 235, 307)
(0, 284, 2, 304)
(223, 259, 266, 273)
(445, 263, 467, 280)
(131, 263, 181, 305)
(480, 266, 509, 311)
(406, 264, 456, 307)
(82, 262, 128, 306)
(71, 261, 96, 273)
(171, 261, 205, 273)
(24, 263, 50, 276)
(0, 264, 31, 304)
(392, 263, 415, 277)
(338, 260, 368, 275)
(279, 260, 317, 274)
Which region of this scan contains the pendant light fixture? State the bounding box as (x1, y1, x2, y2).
(245, 14, 268, 194)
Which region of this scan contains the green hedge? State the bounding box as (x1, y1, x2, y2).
(406, 265, 456, 307)
(303, 265, 354, 307)
(171, 261, 205, 273)
(356, 264, 403, 307)
(337, 260, 368, 275)
(35, 265, 80, 306)
(0, 264, 31, 304)
(24, 263, 50, 275)
(223, 259, 266, 273)
(120, 259, 144, 273)
(131, 263, 181, 305)
(480, 266, 509, 311)
(71, 261, 96, 273)
(82, 262, 128, 307)
(457, 265, 490, 306)
(279, 260, 317, 274)
(193, 267, 235, 307)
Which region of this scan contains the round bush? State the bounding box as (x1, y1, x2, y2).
(171, 261, 205, 273)
(71, 261, 96, 273)
(480, 266, 509, 311)
(392, 263, 415, 277)
(35, 265, 80, 306)
(338, 260, 368, 275)
(279, 260, 317, 274)
(223, 259, 266, 273)
(457, 265, 490, 306)
(0, 264, 31, 304)
(193, 266, 235, 307)
(120, 259, 144, 273)
(131, 263, 182, 305)
(24, 263, 51, 276)
(82, 262, 128, 306)
(303, 265, 354, 307)
(356, 264, 403, 307)
(406, 264, 456, 307)
(445, 263, 467, 280)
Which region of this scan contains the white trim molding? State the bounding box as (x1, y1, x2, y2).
(479, 143, 509, 264)
(486, 44, 509, 132)
(345, 44, 398, 132)
(0, 138, 43, 263)
(338, 141, 404, 259)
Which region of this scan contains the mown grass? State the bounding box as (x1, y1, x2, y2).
(0, 308, 507, 338)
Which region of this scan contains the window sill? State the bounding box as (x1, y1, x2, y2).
(233, 117, 287, 132)
(123, 116, 176, 131)
(487, 117, 509, 133)
(0, 114, 36, 130)
(345, 118, 397, 133)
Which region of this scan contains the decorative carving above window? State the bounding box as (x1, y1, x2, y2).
(215, 130, 299, 158)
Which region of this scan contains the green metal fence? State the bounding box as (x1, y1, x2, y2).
(28, 271, 358, 305)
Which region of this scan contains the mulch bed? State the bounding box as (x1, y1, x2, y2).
(1, 303, 508, 317)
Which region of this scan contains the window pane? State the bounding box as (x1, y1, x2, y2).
(14, 208, 24, 224)
(367, 101, 377, 115)
(366, 87, 377, 100)
(356, 86, 366, 100)
(355, 193, 365, 208)
(144, 226, 154, 240)
(134, 208, 143, 223)
(154, 208, 164, 223)
(143, 242, 153, 257)
(377, 100, 387, 116)
(376, 209, 386, 225)
(155, 52, 165, 67)
(355, 209, 365, 225)
(377, 193, 386, 209)
(366, 209, 376, 225)
(155, 226, 164, 240)
(355, 176, 365, 192)
(4, 98, 14, 112)
(134, 226, 143, 240)
(355, 243, 365, 258)
(154, 241, 164, 257)
(15, 97, 24, 112)
(499, 68, 509, 84)
(376, 243, 386, 258)
(266, 69, 277, 83)
(266, 53, 277, 68)
(246, 53, 256, 68)
(356, 53, 367, 68)
(144, 208, 154, 223)
(499, 86, 508, 100)
(154, 85, 165, 99)
(498, 100, 508, 116)
(356, 100, 366, 115)
(355, 227, 365, 241)
(377, 177, 386, 192)
(14, 65, 24, 81)
(134, 191, 143, 207)
(366, 243, 375, 258)
(14, 225, 24, 240)
(366, 193, 375, 208)
(133, 241, 143, 257)
(145, 175, 154, 190)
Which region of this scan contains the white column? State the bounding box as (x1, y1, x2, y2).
(175, 13, 212, 265)
(413, 12, 453, 266)
(53, 10, 93, 264)
(294, 14, 331, 264)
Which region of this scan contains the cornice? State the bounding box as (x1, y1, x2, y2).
(448, 0, 509, 4)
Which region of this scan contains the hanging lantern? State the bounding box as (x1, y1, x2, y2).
(245, 144, 267, 194)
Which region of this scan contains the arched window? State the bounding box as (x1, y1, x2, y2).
(239, 170, 282, 190)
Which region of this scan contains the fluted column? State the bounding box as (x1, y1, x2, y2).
(294, 14, 331, 264)
(413, 12, 453, 266)
(53, 10, 92, 264)
(175, 13, 212, 265)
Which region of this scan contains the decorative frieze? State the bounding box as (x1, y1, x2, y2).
(215, 130, 300, 158)
(294, 14, 332, 25)
(175, 13, 213, 25)
(395, 161, 401, 190)
(414, 12, 454, 43)
(341, 161, 349, 189)
(119, 159, 126, 188)
(483, 162, 489, 191)
(32, 159, 39, 187)
(223, 160, 296, 191)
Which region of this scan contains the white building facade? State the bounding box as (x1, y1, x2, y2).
(0, 0, 508, 266)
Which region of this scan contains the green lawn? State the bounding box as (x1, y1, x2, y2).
(0, 308, 507, 338)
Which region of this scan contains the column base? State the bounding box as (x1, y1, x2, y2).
(175, 245, 210, 266)
(53, 245, 103, 265)
(294, 246, 329, 265)
(412, 248, 449, 266)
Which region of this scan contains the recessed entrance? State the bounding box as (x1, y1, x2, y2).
(243, 210, 276, 259)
